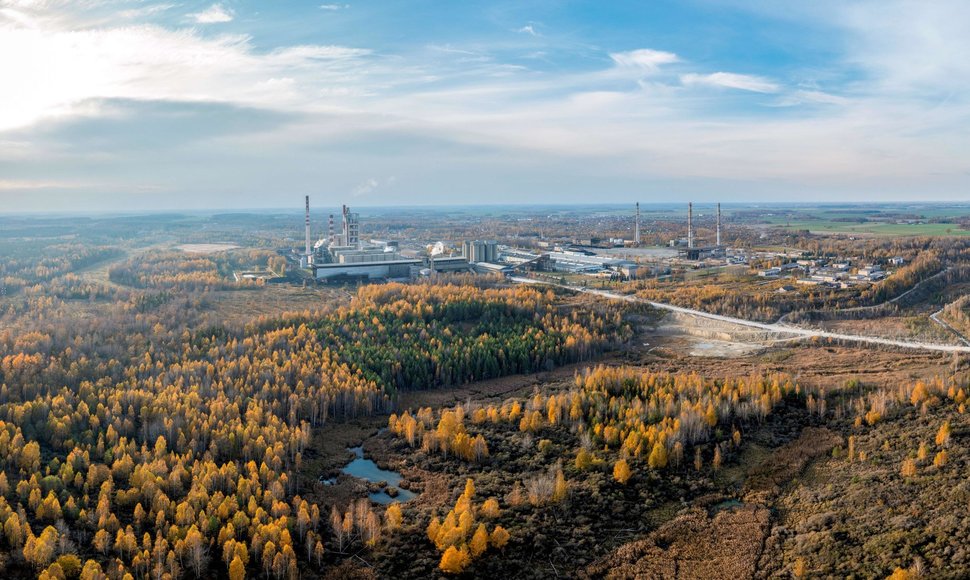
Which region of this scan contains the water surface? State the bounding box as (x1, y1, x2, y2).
(341, 446, 416, 504)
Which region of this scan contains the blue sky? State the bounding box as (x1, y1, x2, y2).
(0, 0, 968, 211)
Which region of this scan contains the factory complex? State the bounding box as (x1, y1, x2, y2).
(292, 197, 730, 283)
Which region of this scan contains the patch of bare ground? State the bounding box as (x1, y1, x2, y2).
(582, 504, 771, 580)
(175, 242, 240, 253)
(204, 284, 350, 324)
(322, 561, 379, 580)
(620, 341, 954, 393)
(818, 316, 958, 345)
(579, 426, 841, 580)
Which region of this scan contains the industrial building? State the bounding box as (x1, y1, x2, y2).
(323, 205, 360, 248)
(546, 251, 639, 279)
(313, 243, 420, 280)
(426, 256, 472, 274)
(298, 199, 421, 281)
(462, 240, 498, 263)
(473, 262, 514, 276)
(678, 202, 726, 260)
(313, 258, 420, 281)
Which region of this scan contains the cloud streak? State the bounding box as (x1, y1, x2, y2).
(609, 49, 678, 71)
(680, 72, 779, 93)
(189, 3, 234, 24)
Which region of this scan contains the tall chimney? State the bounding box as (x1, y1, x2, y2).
(328, 214, 335, 243)
(688, 202, 694, 249)
(635, 202, 641, 245)
(305, 195, 311, 256)
(716, 202, 722, 247)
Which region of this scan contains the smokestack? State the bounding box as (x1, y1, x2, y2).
(305, 196, 311, 257)
(688, 202, 694, 249)
(635, 202, 641, 245)
(328, 214, 335, 243)
(716, 203, 722, 247)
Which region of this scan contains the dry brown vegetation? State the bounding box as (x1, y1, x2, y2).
(583, 504, 771, 580)
(757, 377, 970, 578)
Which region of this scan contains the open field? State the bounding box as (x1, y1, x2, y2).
(176, 242, 241, 253)
(765, 219, 970, 237)
(817, 316, 960, 346)
(204, 285, 350, 325)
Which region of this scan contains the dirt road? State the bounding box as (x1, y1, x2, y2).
(512, 277, 970, 354)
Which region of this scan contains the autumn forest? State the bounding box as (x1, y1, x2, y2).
(1, 213, 969, 579)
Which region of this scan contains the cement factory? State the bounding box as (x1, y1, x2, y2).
(293, 197, 732, 283)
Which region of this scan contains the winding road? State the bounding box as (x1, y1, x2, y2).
(512, 277, 970, 354)
(930, 308, 970, 347)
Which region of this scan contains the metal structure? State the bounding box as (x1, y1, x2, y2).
(304, 196, 312, 258)
(687, 202, 694, 249)
(342, 204, 360, 249)
(716, 202, 721, 247)
(634, 202, 641, 245)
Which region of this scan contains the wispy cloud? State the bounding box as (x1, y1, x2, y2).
(517, 24, 537, 36)
(119, 3, 177, 20)
(777, 89, 849, 106)
(319, 3, 349, 10)
(189, 3, 234, 24)
(609, 49, 678, 71)
(0, 179, 91, 190)
(680, 72, 779, 93)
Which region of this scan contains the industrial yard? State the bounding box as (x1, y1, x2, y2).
(289, 198, 916, 303)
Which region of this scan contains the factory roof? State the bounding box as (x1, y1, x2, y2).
(313, 258, 421, 271)
(546, 251, 635, 267)
(473, 262, 513, 272)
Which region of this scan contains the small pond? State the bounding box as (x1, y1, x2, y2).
(341, 446, 416, 504)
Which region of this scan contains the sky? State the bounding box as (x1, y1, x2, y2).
(0, 0, 968, 212)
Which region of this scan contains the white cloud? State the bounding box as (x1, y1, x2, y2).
(609, 49, 678, 71)
(680, 72, 779, 93)
(189, 3, 233, 24)
(0, 16, 373, 130)
(517, 24, 536, 36)
(0, 179, 91, 190)
(119, 4, 177, 20)
(777, 90, 849, 106)
(319, 3, 349, 10)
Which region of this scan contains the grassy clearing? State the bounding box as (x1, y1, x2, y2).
(768, 219, 970, 237)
